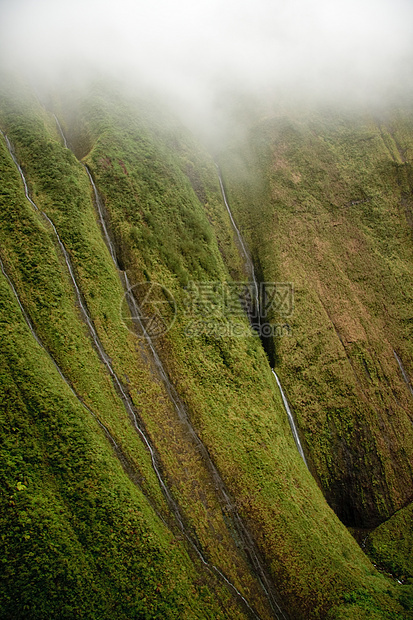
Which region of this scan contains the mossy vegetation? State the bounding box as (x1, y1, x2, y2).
(220, 107, 413, 529)
(366, 501, 413, 581)
(0, 82, 257, 619)
(1, 78, 412, 619)
(0, 267, 232, 620)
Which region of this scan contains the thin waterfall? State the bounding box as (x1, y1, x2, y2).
(271, 370, 308, 466)
(53, 114, 68, 148)
(0, 255, 117, 448)
(216, 167, 260, 313)
(2, 132, 38, 211)
(216, 165, 308, 468)
(84, 166, 118, 264)
(393, 350, 413, 399)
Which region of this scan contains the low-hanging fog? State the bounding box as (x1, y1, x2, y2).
(1, 0, 413, 136)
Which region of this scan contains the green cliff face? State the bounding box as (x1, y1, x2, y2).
(219, 108, 413, 529)
(0, 79, 412, 619)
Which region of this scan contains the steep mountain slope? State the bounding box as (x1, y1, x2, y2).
(366, 500, 413, 582)
(0, 268, 231, 620)
(0, 79, 412, 619)
(220, 107, 413, 529)
(0, 86, 248, 620)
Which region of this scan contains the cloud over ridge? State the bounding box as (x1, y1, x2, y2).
(1, 0, 412, 115)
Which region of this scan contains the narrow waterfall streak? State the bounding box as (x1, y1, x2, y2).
(40, 213, 112, 363)
(53, 114, 68, 148)
(272, 371, 308, 468)
(1, 131, 39, 211)
(393, 350, 413, 399)
(53, 117, 116, 264)
(85, 167, 118, 265)
(216, 166, 260, 313)
(217, 166, 306, 473)
(0, 257, 43, 349)
(0, 256, 117, 447)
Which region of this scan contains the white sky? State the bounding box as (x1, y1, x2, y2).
(1, 0, 412, 123)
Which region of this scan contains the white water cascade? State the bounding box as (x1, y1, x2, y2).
(216, 167, 260, 313)
(271, 370, 308, 466)
(53, 114, 68, 148)
(393, 350, 413, 399)
(216, 167, 308, 468)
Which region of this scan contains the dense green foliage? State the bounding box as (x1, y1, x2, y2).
(0, 271, 229, 620)
(0, 79, 412, 619)
(0, 83, 249, 620)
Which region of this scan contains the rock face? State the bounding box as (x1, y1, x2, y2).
(0, 78, 412, 619)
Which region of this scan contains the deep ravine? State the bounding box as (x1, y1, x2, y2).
(216, 167, 308, 468)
